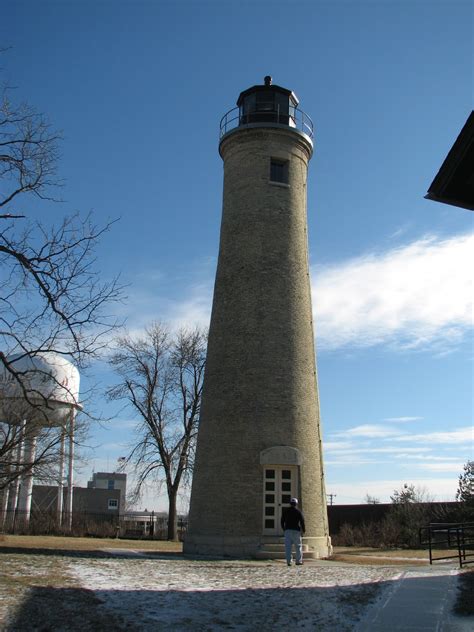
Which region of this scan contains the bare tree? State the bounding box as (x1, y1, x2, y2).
(364, 494, 380, 504)
(390, 483, 417, 504)
(1, 80, 61, 213)
(108, 323, 206, 540)
(390, 483, 433, 504)
(0, 212, 121, 365)
(0, 71, 122, 493)
(388, 483, 435, 547)
(1, 72, 121, 362)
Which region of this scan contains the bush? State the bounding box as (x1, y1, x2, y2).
(387, 503, 428, 547)
(333, 522, 382, 548)
(333, 503, 456, 549)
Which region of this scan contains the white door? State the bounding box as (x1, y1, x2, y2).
(262, 466, 297, 536)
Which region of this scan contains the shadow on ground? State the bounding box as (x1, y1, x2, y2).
(4, 582, 383, 631)
(3, 586, 128, 631)
(8, 575, 473, 632)
(0, 546, 183, 560)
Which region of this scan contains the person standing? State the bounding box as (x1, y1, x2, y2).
(281, 497, 305, 566)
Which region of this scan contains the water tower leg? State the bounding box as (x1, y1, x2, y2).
(66, 411, 75, 531)
(0, 480, 10, 530)
(10, 421, 26, 531)
(57, 429, 66, 527)
(17, 431, 38, 527)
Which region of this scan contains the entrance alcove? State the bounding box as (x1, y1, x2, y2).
(260, 446, 302, 536)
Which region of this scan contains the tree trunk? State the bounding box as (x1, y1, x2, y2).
(167, 487, 178, 541)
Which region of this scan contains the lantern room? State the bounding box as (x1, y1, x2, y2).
(237, 75, 299, 127)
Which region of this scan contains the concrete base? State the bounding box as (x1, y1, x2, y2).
(183, 534, 261, 558)
(183, 533, 332, 560)
(256, 535, 332, 560)
(303, 535, 333, 559)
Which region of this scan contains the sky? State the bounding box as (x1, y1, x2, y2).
(2, 0, 473, 509)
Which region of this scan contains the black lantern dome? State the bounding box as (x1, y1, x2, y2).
(219, 76, 313, 142)
(237, 75, 299, 127)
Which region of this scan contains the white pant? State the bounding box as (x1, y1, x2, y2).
(284, 529, 302, 564)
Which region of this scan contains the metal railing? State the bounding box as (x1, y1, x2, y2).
(219, 105, 314, 140)
(419, 522, 474, 567)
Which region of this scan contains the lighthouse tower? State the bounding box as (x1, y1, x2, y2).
(184, 77, 332, 559)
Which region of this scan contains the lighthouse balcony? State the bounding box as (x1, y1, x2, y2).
(219, 105, 314, 141)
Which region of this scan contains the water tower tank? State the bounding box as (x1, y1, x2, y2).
(0, 353, 80, 426)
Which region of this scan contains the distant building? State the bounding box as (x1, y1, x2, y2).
(87, 472, 127, 513)
(122, 510, 167, 537)
(28, 471, 127, 516)
(31, 484, 122, 515)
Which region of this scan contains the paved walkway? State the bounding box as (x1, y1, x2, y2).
(358, 565, 471, 631)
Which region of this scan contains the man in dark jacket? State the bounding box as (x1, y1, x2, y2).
(281, 497, 305, 566)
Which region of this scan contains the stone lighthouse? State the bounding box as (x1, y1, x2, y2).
(184, 77, 332, 559)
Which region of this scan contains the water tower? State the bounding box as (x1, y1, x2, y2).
(0, 353, 81, 528)
(184, 77, 332, 558)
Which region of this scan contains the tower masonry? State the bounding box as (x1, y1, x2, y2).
(184, 77, 332, 559)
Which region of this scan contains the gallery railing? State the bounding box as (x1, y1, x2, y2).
(220, 105, 314, 140)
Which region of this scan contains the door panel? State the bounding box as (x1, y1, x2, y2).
(263, 466, 297, 535)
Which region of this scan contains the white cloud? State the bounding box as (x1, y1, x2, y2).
(383, 416, 423, 423)
(334, 424, 403, 438)
(167, 282, 213, 330)
(97, 441, 131, 452)
(324, 423, 471, 476)
(330, 424, 474, 444)
(413, 462, 466, 473)
(113, 419, 139, 430)
(396, 454, 461, 462)
(323, 441, 356, 451)
(326, 477, 458, 504)
(389, 224, 411, 240)
(120, 281, 213, 337)
(312, 232, 474, 351)
(119, 232, 473, 354)
(324, 445, 432, 455)
(395, 427, 473, 444)
(325, 457, 386, 466)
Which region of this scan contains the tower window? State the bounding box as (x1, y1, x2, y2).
(270, 159, 289, 184)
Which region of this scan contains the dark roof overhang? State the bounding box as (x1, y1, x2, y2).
(425, 111, 474, 211)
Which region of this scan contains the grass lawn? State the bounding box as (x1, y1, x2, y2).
(1, 535, 438, 564)
(331, 546, 431, 565)
(0, 533, 183, 552)
(1, 535, 471, 629)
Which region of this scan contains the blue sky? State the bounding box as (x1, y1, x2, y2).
(3, 0, 473, 509)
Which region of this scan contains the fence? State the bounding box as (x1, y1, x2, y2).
(419, 522, 474, 568)
(327, 503, 392, 534)
(0, 508, 188, 540)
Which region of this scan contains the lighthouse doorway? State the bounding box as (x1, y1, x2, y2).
(262, 465, 298, 536)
